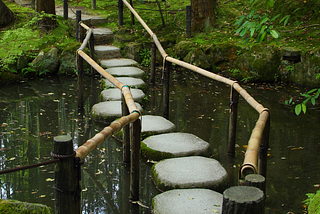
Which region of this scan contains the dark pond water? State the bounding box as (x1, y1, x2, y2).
(0, 70, 319, 214)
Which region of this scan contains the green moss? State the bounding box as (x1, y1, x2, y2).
(0, 199, 52, 214)
(141, 142, 174, 161)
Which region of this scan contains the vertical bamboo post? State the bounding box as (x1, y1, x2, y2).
(122, 92, 130, 164)
(118, 0, 124, 26)
(130, 0, 135, 25)
(228, 86, 239, 155)
(150, 42, 156, 86)
(259, 112, 270, 178)
(31, 0, 35, 9)
(89, 33, 95, 75)
(186, 5, 191, 38)
(77, 50, 84, 109)
(76, 10, 81, 42)
(130, 119, 141, 201)
(91, 0, 96, 10)
(63, 0, 68, 19)
(163, 61, 171, 119)
(53, 136, 75, 214)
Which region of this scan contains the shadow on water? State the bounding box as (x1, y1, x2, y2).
(0, 71, 319, 213)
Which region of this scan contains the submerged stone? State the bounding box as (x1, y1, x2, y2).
(91, 101, 143, 123)
(100, 88, 145, 102)
(152, 156, 228, 192)
(141, 133, 210, 161)
(152, 189, 223, 214)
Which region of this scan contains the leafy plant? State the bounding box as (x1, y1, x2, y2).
(286, 64, 295, 72)
(294, 88, 320, 115)
(233, 0, 295, 45)
(139, 49, 151, 67)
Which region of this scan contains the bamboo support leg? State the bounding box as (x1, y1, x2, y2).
(130, 119, 141, 201)
(77, 52, 84, 109)
(186, 5, 191, 38)
(76, 10, 81, 42)
(118, 0, 124, 26)
(228, 87, 239, 155)
(259, 113, 270, 178)
(150, 42, 156, 86)
(163, 61, 171, 119)
(63, 0, 68, 19)
(122, 94, 130, 164)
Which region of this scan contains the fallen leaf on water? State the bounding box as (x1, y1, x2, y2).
(189, 197, 194, 200)
(314, 184, 320, 187)
(95, 169, 103, 175)
(82, 188, 88, 192)
(46, 178, 54, 182)
(31, 191, 37, 194)
(99, 159, 105, 165)
(212, 209, 219, 213)
(40, 195, 46, 198)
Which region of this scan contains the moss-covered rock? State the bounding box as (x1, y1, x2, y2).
(31, 47, 60, 76)
(0, 199, 52, 214)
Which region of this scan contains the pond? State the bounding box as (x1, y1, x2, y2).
(0, 70, 319, 214)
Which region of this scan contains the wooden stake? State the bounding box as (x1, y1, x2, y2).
(228, 86, 239, 155)
(122, 92, 130, 164)
(130, 119, 141, 201)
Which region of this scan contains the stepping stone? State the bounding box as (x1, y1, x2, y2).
(94, 45, 121, 59)
(102, 77, 146, 89)
(152, 189, 223, 214)
(101, 88, 146, 102)
(93, 28, 113, 45)
(141, 115, 175, 137)
(151, 156, 228, 192)
(91, 101, 143, 124)
(101, 58, 138, 68)
(105, 67, 145, 78)
(141, 133, 210, 161)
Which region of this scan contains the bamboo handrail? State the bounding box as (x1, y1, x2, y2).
(120, 0, 270, 179)
(75, 22, 141, 160)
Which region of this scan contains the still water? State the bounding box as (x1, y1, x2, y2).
(0, 71, 319, 214)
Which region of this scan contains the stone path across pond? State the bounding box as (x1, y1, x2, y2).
(54, 6, 227, 213)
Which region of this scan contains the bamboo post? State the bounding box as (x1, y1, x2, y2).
(186, 5, 191, 38)
(245, 174, 266, 193)
(259, 111, 270, 178)
(130, 119, 141, 201)
(150, 42, 156, 86)
(88, 32, 95, 75)
(122, 90, 130, 164)
(63, 0, 68, 19)
(31, 0, 35, 9)
(118, 0, 124, 26)
(92, 0, 96, 10)
(163, 61, 171, 119)
(228, 86, 239, 155)
(76, 10, 81, 42)
(222, 186, 265, 214)
(77, 50, 84, 109)
(53, 136, 75, 214)
(130, 0, 135, 25)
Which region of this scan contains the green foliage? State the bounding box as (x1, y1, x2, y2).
(139, 49, 151, 67)
(286, 88, 320, 115)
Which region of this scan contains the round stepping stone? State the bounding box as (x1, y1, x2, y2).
(141, 115, 175, 137)
(94, 45, 121, 59)
(141, 133, 210, 161)
(102, 77, 146, 89)
(91, 101, 143, 124)
(151, 156, 228, 192)
(105, 67, 145, 78)
(152, 189, 223, 214)
(100, 88, 145, 102)
(93, 28, 113, 45)
(100, 58, 138, 68)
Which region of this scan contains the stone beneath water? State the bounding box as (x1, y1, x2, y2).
(142, 132, 210, 161)
(152, 189, 223, 214)
(152, 156, 228, 192)
(0, 199, 52, 213)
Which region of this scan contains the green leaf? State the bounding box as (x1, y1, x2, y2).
(270, 14, 280, 22)
(279, 15, 290, 26)
(270, 30, 279, 38)
(260, 16, 269, 25)
(306, 88, 318, 94)
(247, 9, 255, 19)
(295, 104, 301, 115)
(234, 15, 245, 26)
(250, 28, 256, 37)
(295, 20, 300, 27)
(302, 103, 307, 114)
(311, 98, 316, 106)
(240, 28, 249, 37)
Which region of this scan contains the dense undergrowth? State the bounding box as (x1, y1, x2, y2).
(0, 0, 319, 79)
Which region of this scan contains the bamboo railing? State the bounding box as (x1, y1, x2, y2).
(120, 0, 270, 181)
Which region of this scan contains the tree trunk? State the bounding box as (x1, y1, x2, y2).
(191, 0, 216, 32)
(36, 0, 57, 31)
(0, 0, 15, 27)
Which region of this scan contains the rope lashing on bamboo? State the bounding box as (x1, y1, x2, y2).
(239, 109, 270, 178)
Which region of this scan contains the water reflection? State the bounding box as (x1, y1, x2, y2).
(0, 73, 319, 214)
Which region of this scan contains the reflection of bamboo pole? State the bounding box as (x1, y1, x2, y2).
(83, 169, 121, 214)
